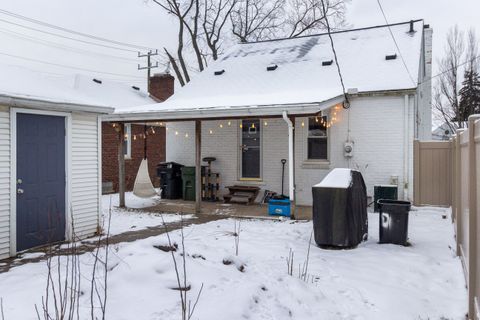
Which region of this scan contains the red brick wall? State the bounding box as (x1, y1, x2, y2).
(149, 73, 175, 102)
(102, 123, 166, 193)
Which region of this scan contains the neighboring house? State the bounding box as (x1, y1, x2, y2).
(0, 65, 113, 260)
(432, 121, 467, 140)
(74, 73, 174, 193)
(106, 20, 433, 207)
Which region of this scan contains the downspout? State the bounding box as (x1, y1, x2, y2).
(282, 111, 295, 202)
(403, 94, 410, 200)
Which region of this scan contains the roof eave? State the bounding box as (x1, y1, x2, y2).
(0, 94, 114, 114)
(103, 95, 346, 122)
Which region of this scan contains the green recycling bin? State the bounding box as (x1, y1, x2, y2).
(181, 166, 196, 201)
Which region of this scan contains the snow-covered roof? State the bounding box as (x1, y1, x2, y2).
(0, 64, 155, 113)
(111, 20, 425, 120)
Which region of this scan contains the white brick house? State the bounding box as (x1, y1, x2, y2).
(108, 20, 433, 207)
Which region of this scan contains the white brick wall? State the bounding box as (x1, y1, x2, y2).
(166, 95, 414, 206)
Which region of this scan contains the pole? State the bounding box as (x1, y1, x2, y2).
(138, 50, 159, 90)
(118, 123, 126, 208)
(195, 120, 202, 214)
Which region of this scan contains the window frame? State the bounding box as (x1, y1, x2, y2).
(305, 116, 329, 162)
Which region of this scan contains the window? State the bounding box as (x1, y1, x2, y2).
(123, 124, 132, 159)
(307, 116, 328, 160)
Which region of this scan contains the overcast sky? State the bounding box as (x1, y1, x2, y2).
(0, 0, 479, 89)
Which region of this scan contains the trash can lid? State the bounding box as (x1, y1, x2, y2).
(313, 168, 358, 189)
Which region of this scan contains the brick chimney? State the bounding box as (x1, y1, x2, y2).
(149, 73, 175, 102)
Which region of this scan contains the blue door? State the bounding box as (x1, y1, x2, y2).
(16, 113, 66, 251)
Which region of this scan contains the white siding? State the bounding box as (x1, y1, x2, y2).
(166, 95, 415, 206)
(0, 106, 10, 259)
(71, 113, 101, 238)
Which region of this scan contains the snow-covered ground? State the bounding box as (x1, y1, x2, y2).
(102, 192, 194, 236)
(0, 207, 466, 319)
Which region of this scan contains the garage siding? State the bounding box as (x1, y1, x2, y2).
(0, 106, 10, 260)
(71, 113, 101, 238)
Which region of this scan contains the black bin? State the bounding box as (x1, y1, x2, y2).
(377, 199, 410, 245)
(312, 169, 368, 248)
(156, 162, 184, 199)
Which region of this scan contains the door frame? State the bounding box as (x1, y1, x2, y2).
(238, 118, 263, 181)
(9, 108, 72, 256)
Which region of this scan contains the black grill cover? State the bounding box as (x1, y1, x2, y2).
(312, 170, 368, 248)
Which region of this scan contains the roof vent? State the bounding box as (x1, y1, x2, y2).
(322, 60, 333, 66)
(266, 64, 278, 71)
(423, 24, 430, 29)
(408, 20, 416, 34)
(214, 69, 225, 75)
(93, 78, 102, 84)
(385, 54, 397, 61)
(132, 86, 140, 91)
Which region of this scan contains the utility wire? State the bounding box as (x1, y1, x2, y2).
(0, 50, 144, 79)
(320, 0, 349, 108)
(0, 18, 139, 53)
(0, 8, 158, 51)
(0, 27, 141, 63)
(376, 0, 417, 86)
(420, 54, 480, 85)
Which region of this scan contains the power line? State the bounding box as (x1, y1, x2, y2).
(320, 0, 349, 108)
(0, 27, 141, 63)
(0, 50, 144, 79)
(0, 17, 139, 53)
(376, 0, 417, 86)
(420, 54, 480, 85)
(0, 8, 158, 51)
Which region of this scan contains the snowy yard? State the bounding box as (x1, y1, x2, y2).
(0, 206, 466, 320)
(102, 192, 194, 236)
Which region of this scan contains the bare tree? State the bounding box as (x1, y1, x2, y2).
(230, 0, 285, 43)
(434, 26, 480, 130)
(285, 0, 347, 38)
(202, 0, 238, 60)
(434, 26, 465, 129)
(152, 0, 195, 84)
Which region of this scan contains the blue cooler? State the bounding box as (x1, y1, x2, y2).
(268, 198, 291, 217)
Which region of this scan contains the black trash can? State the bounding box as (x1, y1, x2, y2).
(377, 199, 411, 245)
(312, 169, 368, 248)
(156, 162, 183, 199)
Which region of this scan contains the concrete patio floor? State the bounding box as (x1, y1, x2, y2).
(142, 199, 313, 220)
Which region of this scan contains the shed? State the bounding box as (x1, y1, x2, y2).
(0, 65, 113, 259)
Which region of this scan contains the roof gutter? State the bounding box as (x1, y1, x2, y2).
(0, 94, 114, 114)
(104, 95, 345, 122)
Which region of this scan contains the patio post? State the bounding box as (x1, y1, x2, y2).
(282, 111, 296, 219)
(118, 123, 126, 208)
(195, 120, 202, 213)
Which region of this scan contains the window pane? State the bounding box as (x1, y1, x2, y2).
(308, 116, 327, 137)
(308, 138, 327, 159)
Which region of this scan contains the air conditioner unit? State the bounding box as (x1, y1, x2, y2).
(344, 141, 354, 158)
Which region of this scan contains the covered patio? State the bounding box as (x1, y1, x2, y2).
(104, 95, 345, 218)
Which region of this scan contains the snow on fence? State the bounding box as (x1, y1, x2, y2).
(451, 115, 480, 319)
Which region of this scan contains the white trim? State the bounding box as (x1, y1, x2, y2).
(304, 115, 330, 162)
(97, 115, 103, 235)
(9, 107, 72, 256)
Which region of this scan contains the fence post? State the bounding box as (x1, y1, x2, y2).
(451, 137, 456, 222)
(455, 132, 462, 257)
(468, 115, 479, 319)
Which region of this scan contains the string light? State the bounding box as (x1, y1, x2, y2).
(124, 133, 128, 139)
(219, 123, 223, 128)
(251, 123, 255, 129)
(301, 121, 305, 127)
(264, 121, 268, 126)
(228, 121, 231, 126)
(175, 131, 179, 135)
(185, 133, 189, 138)
(133, 135, 137, 140)
(209, 129, 213, 134)
(239, 123, 243, 128)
